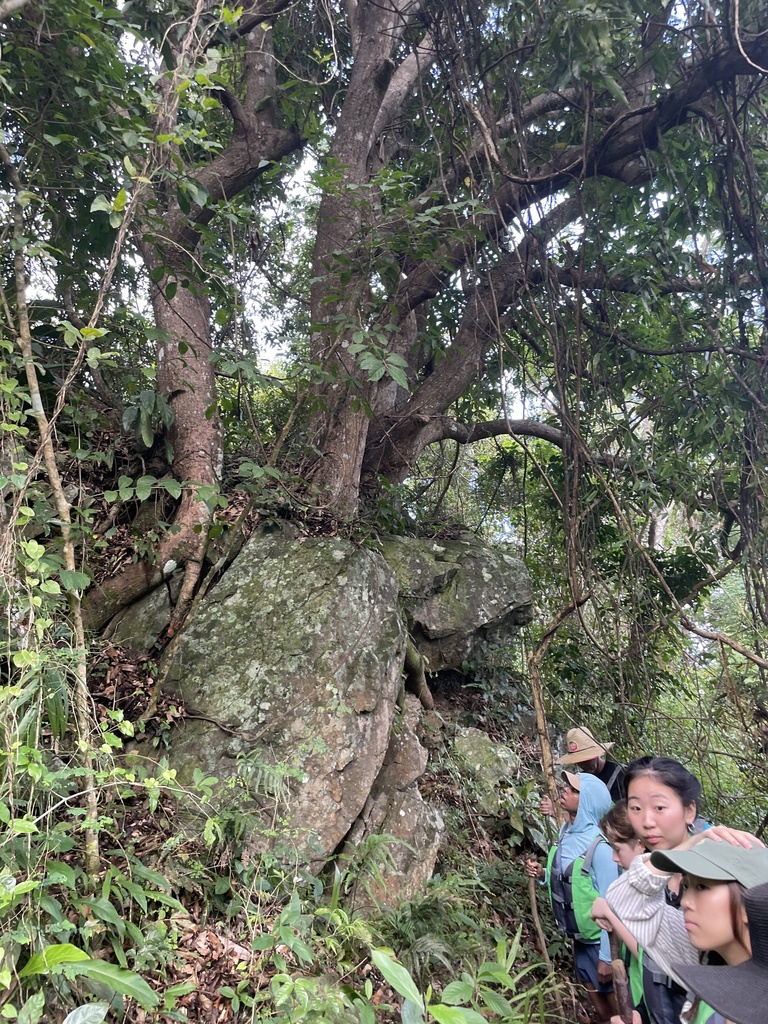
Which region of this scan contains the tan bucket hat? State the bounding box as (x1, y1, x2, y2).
(556, 726, 613, 764)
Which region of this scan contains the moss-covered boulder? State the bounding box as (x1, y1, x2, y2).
(452, 726, 522, 816)
(104, 583, 171, 651)
(155, 525, 406, 867)
(124, 526, 535, 896)
(379, 534, 533, 672)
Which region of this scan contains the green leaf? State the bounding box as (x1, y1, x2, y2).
(134, 475, 156, 501)
(139, 416, 154, 449)
(12, 650, 38, 669)
(64, 962, 159, 1008)
(59, 570, 91, 592)
(90, 195, 112, 214)
(602, 73, 629, 108)
(160, 478, 182, 499)
(62, 1006, 110, 1024)
(130, 862, 172, 891)
(163, 981, 196, 1008)
(508, 809, 524, 833)
(427, 1006, 474, 1024)
(8, 818, 38, 835)
(433, 1009, 485, 1024)
(78, 897, 125, 936)
(45, 861, 78, 888)
(439, 981, 474, 1005)
(17, 992, 45, 1024)
(144, 890, 184, 911)
(113, 875, 148, 913)
(3, 878, 39, 897)
(86, 346, 104, 369)
(370, 951, 423, 1009)
(401, 998, 425, 1024)
(387, 364, 409, 389)
(476, 964, 511, 986)
(20, 944, 90, 977)
(186, 180, 208, 207)
(477, 988, 513, 1016)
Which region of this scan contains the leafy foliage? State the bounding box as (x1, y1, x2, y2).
(1, 0, 768, 1017)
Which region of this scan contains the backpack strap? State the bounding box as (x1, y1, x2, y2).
(580, 835, 605, 877)
(603, 763, 622, 794)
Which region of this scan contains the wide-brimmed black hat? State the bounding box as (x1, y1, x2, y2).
(674, 879, 768, 1024)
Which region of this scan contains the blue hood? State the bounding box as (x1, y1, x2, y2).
(559, 772, 613, 865)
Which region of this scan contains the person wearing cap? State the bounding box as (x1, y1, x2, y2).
(526, 772, 620, 1022)
(652, 842, 768, 1024)
(674, 878, 768, 1024)
(597, 757, 761, 1024)
(606, 843, 768, 1024)
(557, 726, 627, 802)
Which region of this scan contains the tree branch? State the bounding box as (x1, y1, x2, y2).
(443, 417, 565, 447)
(368, 27, 436, 160)
(388, 34, 768, 321)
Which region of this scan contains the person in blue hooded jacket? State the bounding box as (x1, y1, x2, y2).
(527, 771, 619, 1023)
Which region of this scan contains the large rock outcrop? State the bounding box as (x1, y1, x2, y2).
(342, 694, 444, 909)
(380, 534, 533, 672)
(157, 525, 406, 868)
(121, 525, 533, 898)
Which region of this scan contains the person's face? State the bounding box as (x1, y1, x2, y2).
(558, 782, 580, 817)
(578, 756, 603, 774)
(626, 775, 696, 850)
(610, 839, 643, 870)
(680, 874, 749, 964)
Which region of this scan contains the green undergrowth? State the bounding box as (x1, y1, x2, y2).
(0, 502, 565, 1024)
(0, 669, 567, 1024)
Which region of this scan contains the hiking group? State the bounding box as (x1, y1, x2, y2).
(525, 727, 767, 1024)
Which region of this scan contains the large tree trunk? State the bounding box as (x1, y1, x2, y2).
(83, 12, 301, 632)
(305, 0, 427, 515)
(83, 244, 223, 633)
(144, 243, 223, 623)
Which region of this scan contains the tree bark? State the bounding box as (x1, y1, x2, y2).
(306, 0, 431, 515)
(84, 13, 302, 630)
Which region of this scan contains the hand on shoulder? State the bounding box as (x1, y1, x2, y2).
(689, 825, 764, 849)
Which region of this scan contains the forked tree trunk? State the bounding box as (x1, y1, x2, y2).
(305, 0, 416, 516)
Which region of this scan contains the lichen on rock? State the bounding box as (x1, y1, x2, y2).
(154, 525, 406, 868)
(379, 534, 533, 672)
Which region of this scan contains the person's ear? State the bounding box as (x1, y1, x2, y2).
(736, 901, 750, 946)
(684, 803, 697, 828)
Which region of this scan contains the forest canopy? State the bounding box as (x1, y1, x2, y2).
(1, 0, 768, 1018)
(0, 0, 766, 706)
